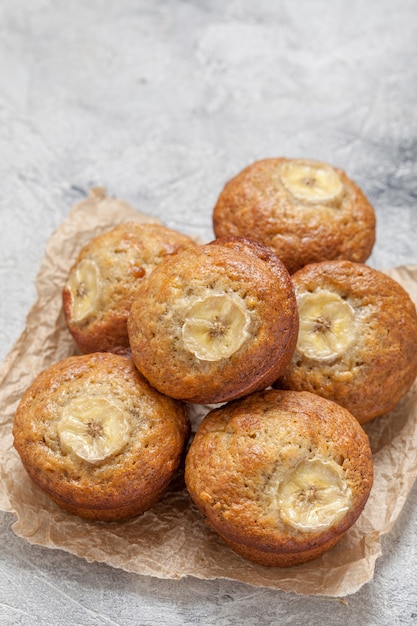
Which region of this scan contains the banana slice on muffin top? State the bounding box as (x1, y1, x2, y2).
(213, 157, 376, 274)
(275, 260, 417, 423)
(127, 237, 299, 405)
(13, 352, 190, 521)
(185, 389, 373, 567)
(63, 222, 197, 354)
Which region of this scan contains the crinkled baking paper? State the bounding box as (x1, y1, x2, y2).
(1, 188, 416, 597)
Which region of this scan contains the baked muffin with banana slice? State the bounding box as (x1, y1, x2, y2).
(127, 237, 299, 404)
(63, 222, 197, 354)
(275, 260, 417, 424)
(13, 352, 190, 521)
(213, 157, 376, 274)
(185, 388, 373, 567)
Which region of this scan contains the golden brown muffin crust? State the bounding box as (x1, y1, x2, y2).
(127, 237, 299, 404)
(275, 260, 417, 423)
(63, 222, 196, 354)
(213, 158, 376, 274)
(185, 389, 373, 567)
(13, 352, 190, 521)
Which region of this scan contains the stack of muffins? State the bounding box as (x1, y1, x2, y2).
(13, 157, 417, 567)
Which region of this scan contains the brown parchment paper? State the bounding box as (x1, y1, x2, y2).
(1, 188, 417, 598)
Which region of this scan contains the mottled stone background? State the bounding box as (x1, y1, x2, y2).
(1, 1, 416, 624)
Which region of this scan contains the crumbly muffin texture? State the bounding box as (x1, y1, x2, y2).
(63, 221, 196, 354)
(276, 260, 417, 424)
(127, 237, 299, 404)
(185, 389, 373, 567)
(13, 352, 190, 521)
(213, 157, 376, 274)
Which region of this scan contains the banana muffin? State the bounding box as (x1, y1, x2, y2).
(213, 157, 376, 274)
(63, 222, 196, 354)
(275, 260, 417, 424)
(127, 237, 299, 404)
(13, 352, 191, 521)
(185, 388, 373, 567)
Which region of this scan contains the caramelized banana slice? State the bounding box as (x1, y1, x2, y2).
(66, 258, 101, 322)
(280, 160, 344, 205)
(277, 458, 352, 532)
(182, 293, 251, 361)
(296, 290, 357, 361)
(57, 396, 131, 464)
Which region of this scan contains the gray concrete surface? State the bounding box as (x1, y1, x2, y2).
(1, 1, 417, 624)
